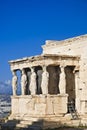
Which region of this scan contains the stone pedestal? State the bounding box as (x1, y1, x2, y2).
(10, 94, 68, 120)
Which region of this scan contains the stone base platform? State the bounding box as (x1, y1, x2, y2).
(2, 94, 69, 129)
(2, 114, 87, 129)
(10, 94, 68, 120)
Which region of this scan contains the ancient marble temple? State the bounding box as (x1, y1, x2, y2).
(8, 34, 87, 128)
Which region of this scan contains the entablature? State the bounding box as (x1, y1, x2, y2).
(9, 54, 80, 71)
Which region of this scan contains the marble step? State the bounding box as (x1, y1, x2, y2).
(20, 120, 43, 126)
(17, 124, 42, 130)
(20, 120, 33, 125)
(22, 116, 39, 121)
(16, 121, 42, 129)
(16, 123, 28, 128)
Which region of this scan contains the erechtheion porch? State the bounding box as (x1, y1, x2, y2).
(9, 54, 80, 120)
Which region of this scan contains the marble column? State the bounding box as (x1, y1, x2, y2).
(41, 66, 49, 94)
(30, 67, 37, 95)
(59, 66, 66, 94)
(21, 69, 27, 95)
(12, 70, 18, 96)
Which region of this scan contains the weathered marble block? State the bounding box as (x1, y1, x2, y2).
(11, 94, 68, 120)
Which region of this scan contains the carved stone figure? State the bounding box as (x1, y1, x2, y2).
(59, 66, 66, 94)
(12, 70, 18, 95)
(30, 67, 37, 95)
(21, 69, 27, 95)
(41, 66, 49, 94)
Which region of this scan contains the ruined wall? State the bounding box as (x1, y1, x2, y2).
(42, 36, 87, 57)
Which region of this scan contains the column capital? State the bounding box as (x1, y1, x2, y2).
(12, 70, 16, 75)
(73, 66, 79, 73)
(59, 65, 65, 68)
(20, 68, 27, 73)
(30, 66, 35, 72)
(42, 65, 47, 71)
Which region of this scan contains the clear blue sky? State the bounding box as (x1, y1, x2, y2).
(0, 0, 87, 85)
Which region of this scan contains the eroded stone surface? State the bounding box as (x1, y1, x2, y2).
(10, 95, 68, 119)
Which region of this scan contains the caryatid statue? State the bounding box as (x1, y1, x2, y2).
(30, 67, 37, 95)
(59, 66, 66, 94)
(41, 66, 49, 94)
(21, 69, 27, 95)
(12, 70, 18, 96)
